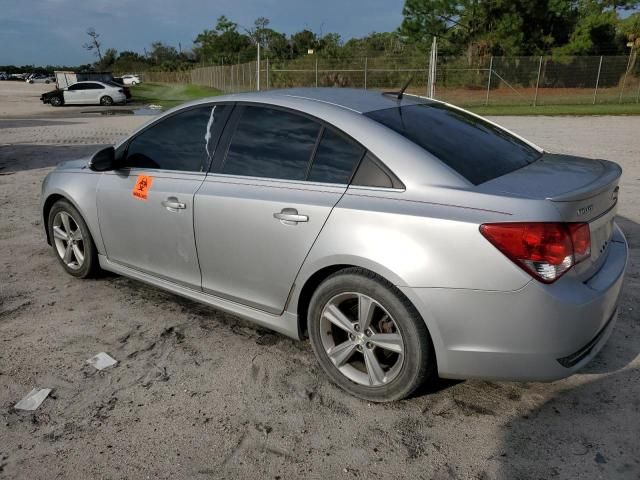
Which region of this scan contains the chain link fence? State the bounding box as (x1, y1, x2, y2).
(142, 54, 640, 107)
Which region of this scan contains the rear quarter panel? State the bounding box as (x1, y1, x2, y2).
(288, 185, 556, 358)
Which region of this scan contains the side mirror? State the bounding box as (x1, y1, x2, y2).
(89, 146, 116, 171)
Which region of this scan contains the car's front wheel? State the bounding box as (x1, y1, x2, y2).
(48, 200, 100, 278)
(50, 96, 62, 107)
(308, 268, 435, 402)
(100, 95, 113, 106)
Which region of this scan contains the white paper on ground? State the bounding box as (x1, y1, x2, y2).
(87, 352, 118, 370)
(14, 388, 52, 411)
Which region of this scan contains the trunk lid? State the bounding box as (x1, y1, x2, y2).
(478, 153, 621, 277)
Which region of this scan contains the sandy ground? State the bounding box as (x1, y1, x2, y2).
(0, 82, 639, 479)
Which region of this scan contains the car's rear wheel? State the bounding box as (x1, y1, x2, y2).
(100, 95, 113, 106)
(50, 96, 62, 107)
(48, 200, 100, 278)
(308, 268, 435, 402)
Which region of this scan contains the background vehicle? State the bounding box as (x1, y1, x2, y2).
(27, 74, 55, 84)
(40, 89, 627, 401)
(106, 81, 132, 99)
(121, 74, 141, 85)
(40, 81, 126, 106)
(0, 72, 7, 80)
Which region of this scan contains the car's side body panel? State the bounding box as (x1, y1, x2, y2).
(97, 170, 206, 289)
(194, 175, 345, 314)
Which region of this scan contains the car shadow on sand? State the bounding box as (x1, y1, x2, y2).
(495, 214, 639, 478)
(0, 144, 105, 173)
(497, 367, 640, 478)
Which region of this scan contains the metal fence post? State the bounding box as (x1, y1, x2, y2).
(593, 56, 603, 105)
(364, 57, 368, 89)
(315, 57, 318, 87)
(533, 56, 543, 107)
(266, 58, 270, 89)
(256, 43, 261, 91)
(485, 56, 493, 106)
(619, 51, 633, 103)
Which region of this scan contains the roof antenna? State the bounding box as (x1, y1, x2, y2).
(383, 76, 413, 100)
(397, 76, 413, 100)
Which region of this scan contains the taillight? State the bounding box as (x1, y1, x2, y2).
(480, 222, 591, 283)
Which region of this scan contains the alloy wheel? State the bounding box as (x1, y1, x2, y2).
(52, 211, 85, 270)
(319, 292, 405, 387)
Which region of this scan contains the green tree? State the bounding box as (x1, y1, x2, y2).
(95, 48, 117, 71)
(399, 0, 638, 57)
(290, 29, 317, 56)
(193, 15, 252, 64)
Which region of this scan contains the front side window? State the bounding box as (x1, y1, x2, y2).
(365, 103, 542, 185)
(222, 106, 320, 181)
(68, 83, 85, 91)
(124, 105, 228, 172)
(307, 128, 365, 184)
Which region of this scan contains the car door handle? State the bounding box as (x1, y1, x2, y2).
(162, 197, 186, 211)
(274, 208, 308, 224)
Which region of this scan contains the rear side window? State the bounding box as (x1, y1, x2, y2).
(125, 105, 228, 172)
(222, 106, 320, 181)
(365, 103, 541, 185)
(307, 128, 365, 184)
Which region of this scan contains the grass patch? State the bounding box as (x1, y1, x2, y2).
(130, 83, 640, 115)
(467, 103, 640, 116)
(131, 83, 221, 108)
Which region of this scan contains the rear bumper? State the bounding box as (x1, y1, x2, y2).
(401, 223, 628, 382)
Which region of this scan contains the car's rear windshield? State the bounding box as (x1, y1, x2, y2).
(365, 103, 542, 185)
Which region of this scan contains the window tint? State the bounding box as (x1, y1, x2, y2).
(222, 106, 320, 181)
(365, 104, 541, 185)
(352, 153, 397, 188)
(85, 83, 104, 89)
(125, 105, 228, 172)
(307, 128, 364, 184)
(68, 83, 85, 91)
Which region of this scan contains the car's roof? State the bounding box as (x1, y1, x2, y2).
(191, 88, 434, 114)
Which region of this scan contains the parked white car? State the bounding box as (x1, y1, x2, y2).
(44, 81, 127, 106)
(27, 74, 55, 84)
(121, 74, 141, 85)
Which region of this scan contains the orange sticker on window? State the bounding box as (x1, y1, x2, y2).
(132, 175, 153, 200)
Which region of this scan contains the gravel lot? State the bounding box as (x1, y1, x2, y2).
(1, 82, 638, 479)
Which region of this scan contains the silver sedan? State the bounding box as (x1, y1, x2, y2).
(40, 88, 628, 401)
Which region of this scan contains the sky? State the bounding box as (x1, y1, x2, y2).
(0, 0, 405, 66)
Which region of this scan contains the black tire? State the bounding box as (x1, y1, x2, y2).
(50, 96, 62, 107)
(308, 268, 435, 402)
(100, 95, 113, 106)
(45, 80, 50, 84)
(47, 199, 101, 279)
